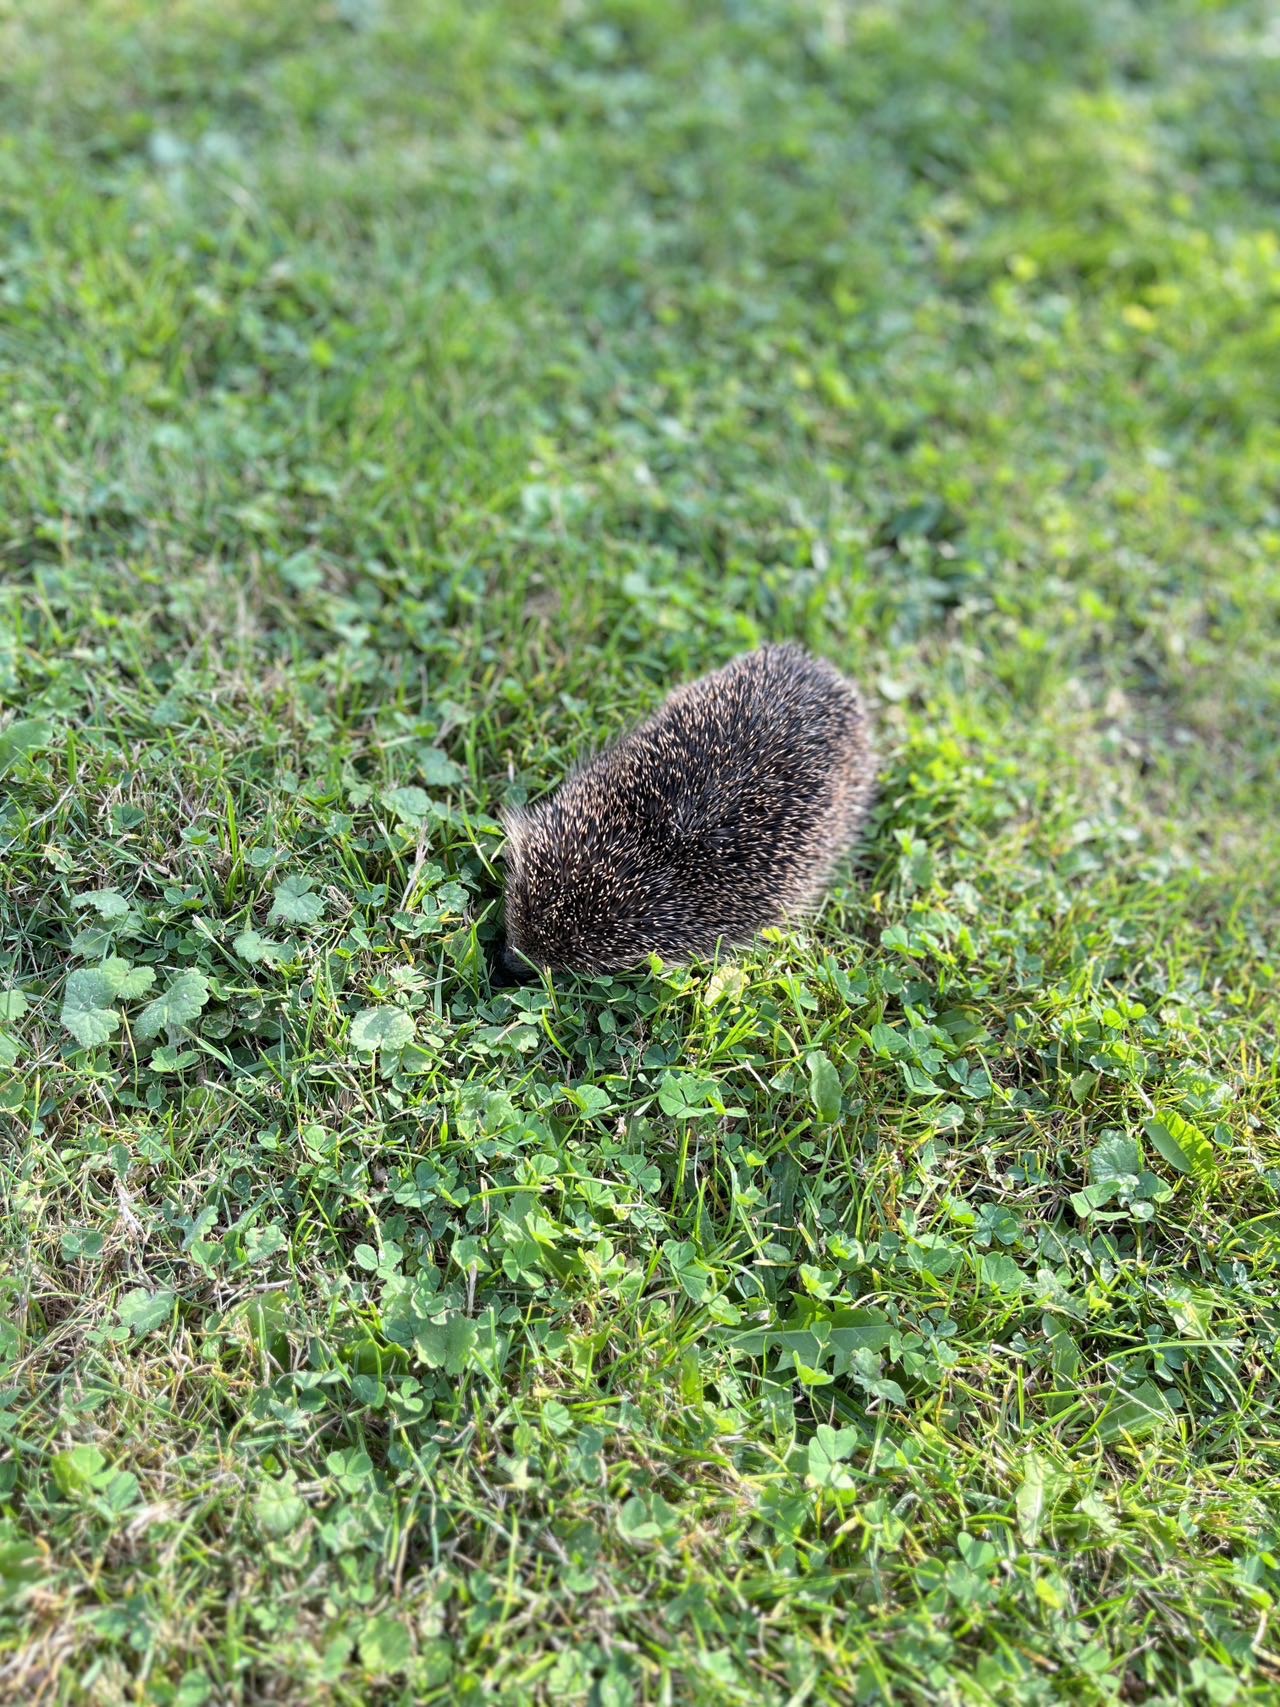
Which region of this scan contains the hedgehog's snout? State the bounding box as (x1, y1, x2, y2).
(498, 885, 545, 980)
(502, 942, 538, 976)
(501, 856, 563, 975)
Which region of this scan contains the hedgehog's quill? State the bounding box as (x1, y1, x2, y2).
(500, 645, 876, 974)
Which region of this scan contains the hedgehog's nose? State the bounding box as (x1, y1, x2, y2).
(487, 943, 525, 990)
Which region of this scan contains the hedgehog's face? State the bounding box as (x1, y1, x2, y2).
(500, 801, 648, 975)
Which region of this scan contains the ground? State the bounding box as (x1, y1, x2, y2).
(1, 1, 1279, 1703)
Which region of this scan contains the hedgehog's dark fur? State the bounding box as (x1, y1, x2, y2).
(501, 644, 876, 974)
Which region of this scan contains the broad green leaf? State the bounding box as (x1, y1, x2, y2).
(619, 1152, 661, 1194)
(869, 1022, 906, 1057)
(244, 1224, 287, 1264)
(417, 748, 464, 787)
(1146, 1112, 1218, 1185)
(382, 785, 430, 826)
(117, 1288, 175, 1337)
(455, 1082, 520, 1138)
(73, 888, 129, 919)
(60, 1229, 106, 1261)
(174, 1670, 213, 1707)
(1188, 1659, 1241, 1707)
(617, 1492, 679, 1544)
(180, 1207, 218, 1252)
(957, 1532, 999, 1572)
(52, 1444, 107, 1497)
(657, 1071, 719, 1118)
(61, 968, 122, 1046)
(0, 990, 25, 1068)
(1089, 1131, 1141, 1182)
(663, 1239, 714, 1302)
(268, 875, 324, 925)
(234, 928, 292, 966)
(730, 1305, 893, 1361)
(255, 1473, 307, 1541)
(1077, 1492, 1119, 1536)
(411, 1312, 477, 1375)
(805, 1423, 861, 1491)
(1070, 1071, 1097, 1103)
(978, 1254, 1028, 1294)
(1016, 1451, 1058, 1545)
(799, 1263, 840, 1299)
(1070, 1129, 1173, 1220)
(50, 1443, 134, 1509)
(136, 969, 209, 1038)
(0, 1533, 44, 1608)
(103, 958, 155, 999)
(807, 1050, 842, 1123)
(359, 1614, 413, 1674)
(325, 1448, 373, 1491)
(566, 1083, 612, 1119)
(704, 964, 748, 1006)
(150, 1045, 199, 1072)
(0, 717, 52, 778)
(541, 1400, 573, 1437)
(900, 1062, 941, 1095)
(1044, 1317, 1081, 1395)
(1097, 1379, 1173, 1443)
(237, 1294, 290, 1358)
(350, 1007, 416, 1052)
(70, 925, 114, 961)
(97, 1469, 140, 1512)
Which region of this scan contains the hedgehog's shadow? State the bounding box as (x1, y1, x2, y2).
(485, 943, 528, 990)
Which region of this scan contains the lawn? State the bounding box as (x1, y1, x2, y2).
(2, 0, 1279, 1702)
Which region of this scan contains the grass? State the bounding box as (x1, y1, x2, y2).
(1, 0, 1279, 1701)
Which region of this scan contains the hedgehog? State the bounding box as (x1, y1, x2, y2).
(500, 644, 876, 975)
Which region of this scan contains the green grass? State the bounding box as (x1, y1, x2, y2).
(2, 0, 1279, 1701)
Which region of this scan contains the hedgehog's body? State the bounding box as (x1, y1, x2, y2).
(501, 645, 875, 975)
